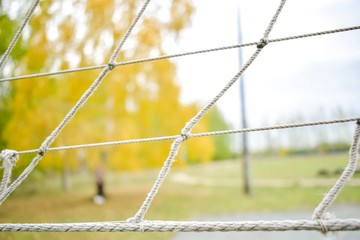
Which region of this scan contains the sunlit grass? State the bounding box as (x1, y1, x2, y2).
(185, 152, 353, 179)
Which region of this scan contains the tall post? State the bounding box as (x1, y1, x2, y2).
(237, 9, 252, 196)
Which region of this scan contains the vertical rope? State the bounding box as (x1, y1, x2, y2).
(0, 0, 152, 205)
(128, 0, 288, 223)
(0, 0, 40, 71)
(312, 121, 360, 219)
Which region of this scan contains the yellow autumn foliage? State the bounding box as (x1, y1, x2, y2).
(3, 0, 216, 172)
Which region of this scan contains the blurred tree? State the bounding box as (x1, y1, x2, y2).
(0, 0, 28, 150)
(207, 106, 233, 160)
(3, 0, 216, 174)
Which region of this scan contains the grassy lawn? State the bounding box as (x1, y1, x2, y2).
(1, 153, 359, 240)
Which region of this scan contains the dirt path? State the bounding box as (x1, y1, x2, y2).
(171, 204, 360, 240)
(170, 172, 360, 187)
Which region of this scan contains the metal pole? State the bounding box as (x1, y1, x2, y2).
(237, 9, 252, 196)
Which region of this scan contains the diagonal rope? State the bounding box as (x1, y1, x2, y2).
(128, 0, 288, 223)
(0, 0, 152, 205)
(312, 121, 360, 220)
(262, 0, 287, 39)
(180, 0, 288, 136)
(0, 25, 359, 83)
(126, 48, 262, 223)
(0, 0, 40, 71)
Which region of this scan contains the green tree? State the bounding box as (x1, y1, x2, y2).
(207, 106, 233, 160)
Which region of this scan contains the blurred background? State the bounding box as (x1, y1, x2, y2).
(0, 0, 359, 239)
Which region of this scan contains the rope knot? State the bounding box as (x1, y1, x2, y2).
(316, 212, 336, 235)
(0, 149, 19, 170)
(257, 38, 268, 49)
(316, 219, 328, 234)
(107, 63, 116, 71)
(38, 146, 47, 157)
(139, 221, 146, 232)
(125, 218, 148, 232)
(180, 133, 190, 142)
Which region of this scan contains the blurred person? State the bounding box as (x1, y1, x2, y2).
(93, 162, 106, 205)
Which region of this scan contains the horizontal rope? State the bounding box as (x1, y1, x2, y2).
(1, 219, 360, 232)
(192, 117, 360, 138)
(269, 25, 360, 43)
(0, 25, 359, 83)
(16, 117, 360, 155)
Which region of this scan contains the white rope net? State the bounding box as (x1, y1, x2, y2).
(0, 0, 360, 236)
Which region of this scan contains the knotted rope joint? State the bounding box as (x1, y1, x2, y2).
(107, 63, 116, 71)
(257, 38, 268, 49)
(317, 219, 328, 234)
(37, 149, 46, 157)
(180, 133, 190, 142)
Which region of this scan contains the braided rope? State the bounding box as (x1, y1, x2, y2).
(262, 0, 287, 39)
(1, 123, 360, 233)
(0, 0, 359, 235)
(1, 219, 360, 232)
(13, 117, 359, 155)
(128, 0, 288, 223)
(0, 25, 359, 83)
(0, 0, 40, 71)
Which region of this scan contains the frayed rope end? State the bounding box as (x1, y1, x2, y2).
(0, 149, 19, 169)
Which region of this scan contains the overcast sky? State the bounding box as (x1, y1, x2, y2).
(166, 0, 360, 129)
